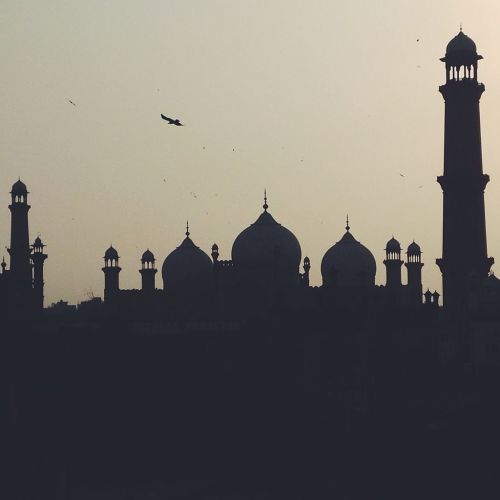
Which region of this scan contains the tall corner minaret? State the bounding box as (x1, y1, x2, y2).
(31, 236, 48, 310)
(102, 245, 121, 302)
(139, 249, 157, 293)
(7, 179, 32, 288)
(436, 30, 493, 313)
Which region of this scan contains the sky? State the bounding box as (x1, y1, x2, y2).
(2, 1, 500, 305)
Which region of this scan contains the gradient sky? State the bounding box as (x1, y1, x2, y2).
(2, 1, 500, 305)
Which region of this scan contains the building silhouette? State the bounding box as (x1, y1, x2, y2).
(5, 30, 500, 499)
(0, 179, 47, 316)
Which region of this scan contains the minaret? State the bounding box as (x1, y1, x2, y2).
(7, 179, 32, 288)
(405, 241, 423, 305)
(436, 30, 493, 312)
(102, 246, 121, 302)
(31, 236, 48, 310)
(383, 237, 403, 290)
(139, 249, 157, 293)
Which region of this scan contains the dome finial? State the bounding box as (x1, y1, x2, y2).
(346, 214, 350, 232)
(263, 189, 268, 212)
(186, 220, 190, 238)
(460, 22, 463, 32)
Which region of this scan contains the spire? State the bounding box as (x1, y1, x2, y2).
(185, 220, 190, 238)
(263, 190, 268, 212)
(345, 214, 350, 232)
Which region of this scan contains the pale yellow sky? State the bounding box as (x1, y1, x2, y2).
(2, 1, 500, 304)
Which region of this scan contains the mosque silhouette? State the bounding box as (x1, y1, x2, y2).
(2, 31, 500, 499)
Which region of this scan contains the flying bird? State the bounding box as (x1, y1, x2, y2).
(68, 100, 76, 106)
(399, 173, 405, 177)
(161, 114, 183, 126)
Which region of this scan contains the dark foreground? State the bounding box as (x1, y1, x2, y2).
(1, 317, 499, 500)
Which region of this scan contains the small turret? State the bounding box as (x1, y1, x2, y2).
(302, 256, 311, 287)
(139, 249, 157, 293)
(102, 245, 121, 302)
(31, 235, 48, 310)
(211, 243, 219, 263)
(383, 237, 403, 290)
(405, 241, 424, 306)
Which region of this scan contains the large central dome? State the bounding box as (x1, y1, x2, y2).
(231, 198, 301, 286)
(232, 211, 301, 266)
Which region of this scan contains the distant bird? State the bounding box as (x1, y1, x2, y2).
(68, 99, 76, 106)
(418, 185, 423, 188)
(161, 114, 183, 126)
(399, 173, 405, 177)
(163, 178, 166, 183)
(417, 38, 420, 42)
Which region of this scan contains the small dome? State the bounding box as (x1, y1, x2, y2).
(104, 246, 119, 260)
(385, 237, 401, 253)
(407, 241, 421, 255)
(162, 235, 213, 292)
(232, 210, 301, 270)
(446, 31, 477, 54)
(321, 229, 376, 288)
(141, 249, 155, 262)
(11, 179, 28, 195)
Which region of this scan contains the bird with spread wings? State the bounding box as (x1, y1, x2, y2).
(161, 114, 183, 126)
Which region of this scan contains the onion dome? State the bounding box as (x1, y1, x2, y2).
(33, 236, 45, 252)
(321, 220, 376, 288)
(385, 237, 401, 253)
(441, 30, 482, 66)
(104, 246, 119, 260)
(162, 223, 213, 293)
(446, 30, 477, 54)
(11, 179, 28, 195)
(231, 194, 301, 278)
(407, 241, 421, 256)
(141, 249, 155, 263)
